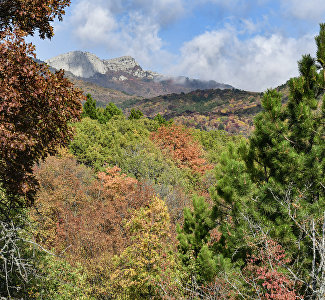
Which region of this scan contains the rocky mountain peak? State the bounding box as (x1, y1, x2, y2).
(45, 51, 158, 79)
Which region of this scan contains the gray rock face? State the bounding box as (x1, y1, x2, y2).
(45, 51, 159, 79)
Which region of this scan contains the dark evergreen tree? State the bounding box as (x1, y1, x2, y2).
(177, 195, 216, 283)
(128, 108, 143, 120)
(209, 23, 325, 297)
(153, 113, 167, 125)
(82, 93, 97, 120)
(211, 143, 256, 263)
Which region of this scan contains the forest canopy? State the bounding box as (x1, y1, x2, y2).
(0, 1, 324, 298)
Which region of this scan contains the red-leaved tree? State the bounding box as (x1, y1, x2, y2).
(243, 238, 299, 299)
(31, 153, 156, 296)
(0, 30, 83, 211)
(151, 124, 213, 175)
(0, 0, 70, 39)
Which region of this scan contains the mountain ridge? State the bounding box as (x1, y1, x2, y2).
(46, 51, 159, 79)
(45, 51, 233, 98)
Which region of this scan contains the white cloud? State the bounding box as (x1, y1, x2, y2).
(169, 26, 316, 91)
(71, 1, 117, 44)
(130, 0, 185, 26)
(67, 0, 318, 91)
(281, 0, 325, 22)
(69, 0, 183, 70)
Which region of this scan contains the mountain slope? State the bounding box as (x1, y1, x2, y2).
(45, 51, 233, 98)
(67, 76, 141, 105)
(121, 88, 263, 135)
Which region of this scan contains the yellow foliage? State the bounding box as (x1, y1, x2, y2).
(109, 196, 181, 299)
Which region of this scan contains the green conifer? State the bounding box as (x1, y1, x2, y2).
(177, 195, 216, 283)
(128, 108, 143, 120)
(82, 94, 97, 119)
(210, 24, 325, 295)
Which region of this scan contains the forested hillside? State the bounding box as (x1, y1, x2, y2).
(121, 88, 263, 135)
(0, 1, 324, 299)
(71, 78, 292, 136)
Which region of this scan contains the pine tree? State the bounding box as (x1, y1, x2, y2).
(316, 23, 325, 83)
(210, 143, 256, 263)
(82, 94, 97, 120)
(104, 103, 122, 120)
(153, 113, 167, 125)
(210, 23, 325, 297)
(177, 195, 216, 283)
(128, 108, 143, 120)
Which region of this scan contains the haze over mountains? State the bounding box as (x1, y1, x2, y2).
(45, 51, 233, 98)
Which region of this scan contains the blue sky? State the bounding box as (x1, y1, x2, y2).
(27, 0, 325, 91)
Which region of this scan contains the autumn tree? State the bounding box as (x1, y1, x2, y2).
(31, 153, 152, 258)
(0, 1, 81, 296)
(242, 238, 298, 299)
(0, 31, 82, 212)
(31, 153, 156, 297)
(0, 0, 70, 39)
(109, 196, 181, 299)
(151, 124, 213, 175)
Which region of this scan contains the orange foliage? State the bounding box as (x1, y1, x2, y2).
(31, 153, 154, 263)
(151, 124, 213, 175)
(31, 152, 159, 296)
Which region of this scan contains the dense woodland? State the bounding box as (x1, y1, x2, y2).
(0, 1, 324, 299)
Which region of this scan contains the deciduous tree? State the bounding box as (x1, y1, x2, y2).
(0, 0, 70, 39)
(109, 196, 180, 299)
(151, 124, 213, 175)
(0, 31, 82, 211)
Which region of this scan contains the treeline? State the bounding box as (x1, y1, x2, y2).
(0, 1, 324, 299)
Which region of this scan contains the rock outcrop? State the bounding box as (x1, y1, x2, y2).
(45, 51, 233, 98)
(46, 51, 158, 80)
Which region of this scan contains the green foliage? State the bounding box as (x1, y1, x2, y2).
(82, 93, 123, 124)
(177, 195, 216, 283)
(210, 143, 255, 259)
(207, 23, 325, 297)
(82, 93, 97, 119)
(153, 113, 172, 125)
(128, 108, 143, 120)
(97, 102, 123, 124)
(104, 102, 123, 120)
(32, 255, 93, 300)
(193, 129, 245, 164)
(70, 117, 190, 193)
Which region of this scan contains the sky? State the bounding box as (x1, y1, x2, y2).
(27, 0, 325, 92)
